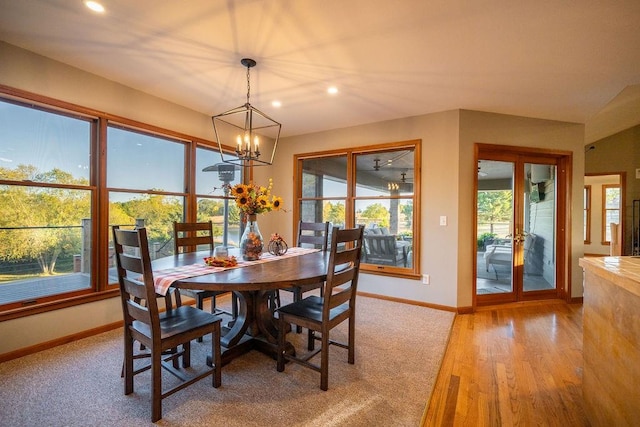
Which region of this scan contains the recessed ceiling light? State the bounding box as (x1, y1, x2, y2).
(272, 100, 282, 108)
(84, 1, 105, 13)
(327, 86, 339, 95)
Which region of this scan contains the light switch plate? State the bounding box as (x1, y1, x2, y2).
(439, 216, 447, 226)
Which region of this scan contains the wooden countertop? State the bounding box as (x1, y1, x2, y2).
(579, 256, 640, 298)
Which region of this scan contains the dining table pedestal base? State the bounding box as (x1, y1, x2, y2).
(215, 289, 294, 366)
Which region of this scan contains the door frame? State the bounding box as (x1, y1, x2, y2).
(584, 172, 626, 256)
(473, 143, 572, 308)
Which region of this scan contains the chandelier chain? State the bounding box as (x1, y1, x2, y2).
(246, 65, 251, 105)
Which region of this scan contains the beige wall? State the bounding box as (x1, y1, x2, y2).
(258, 111, 462, 308)
(0, 42, 586, 355)
(586, 125, 640, 255)
(0, 42, 213, 141)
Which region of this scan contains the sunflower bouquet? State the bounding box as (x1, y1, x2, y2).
(228, 179, 283, 216)
(226, 179, 283, 260)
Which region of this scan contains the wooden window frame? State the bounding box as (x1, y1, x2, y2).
(294, 140, 421, 279)
(601, 184, 620, 245)
(0, 85, 232, 320)
(584, 185, 591, 244)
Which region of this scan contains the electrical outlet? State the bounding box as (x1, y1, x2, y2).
(422, 274, 430, 285)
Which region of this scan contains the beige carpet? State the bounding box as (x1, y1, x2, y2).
(0, 296, 454, 426)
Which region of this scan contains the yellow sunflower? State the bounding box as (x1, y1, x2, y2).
(257, 195, 270, 208)
(236, 196, 249, 208)
(271, 196, 283, 210)
(232, 184, 248, 197)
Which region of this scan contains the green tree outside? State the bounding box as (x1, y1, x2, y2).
(1, 166, 190, 277)
(360, 203, 390, 228)
(111, 193, 183, 243)
(323, 202, 345, 226)
(400, 202, 413, 229)
(477, 190, 512, 235)
(0, 166, 90, 275)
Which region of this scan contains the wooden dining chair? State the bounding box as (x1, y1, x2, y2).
(276, 225, 364, 391)
(113, 226, 222, 422)
(174, 221, 237, 322)
(278, 221, 330, 332)
(119, 286, 183, 378)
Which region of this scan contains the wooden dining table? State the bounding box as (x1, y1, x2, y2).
(151, 249, 329, 365)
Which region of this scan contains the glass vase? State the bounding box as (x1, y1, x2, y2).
(240, 214, 263, 261)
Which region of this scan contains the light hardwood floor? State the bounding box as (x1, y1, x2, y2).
(423, 301, 590, 426)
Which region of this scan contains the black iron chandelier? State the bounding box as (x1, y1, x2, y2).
(212, 58, 281, 166)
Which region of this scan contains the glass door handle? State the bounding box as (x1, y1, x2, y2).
(513, 231, 526, 244)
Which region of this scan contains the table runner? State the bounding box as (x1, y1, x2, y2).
(153, 247, 320, 295)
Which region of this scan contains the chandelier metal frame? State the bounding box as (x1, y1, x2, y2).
(212, 58, 281, 166)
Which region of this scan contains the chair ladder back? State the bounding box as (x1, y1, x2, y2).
(114, 227, 223, 423)
(113, 226, 161, 331)
(174, 221, 214, 254)
(323, 226, 363, 314)
(297, 221, 330, 251)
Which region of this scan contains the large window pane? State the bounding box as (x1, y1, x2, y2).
(197, 197, 242, 248)
(356, 150, 414, 196)
(196, 146, 243, 249)
(300, 200, 346, 228)
(604, 186, 620, 209)
(0, 186, 92, 305)
(196, 146, 242, 196)
(107, 126, 185, 192)
(0, 97, 94, 309)
(301, 156, 347, 198)
(355, 149, 415, 270)
(603, 185, 620, 242)
(584, 186, 591, 242)
(356, 199, 413, 268)
(296, 143, 419, 275)
(0, 101, 91, 184)
(108, 192, 184, 261)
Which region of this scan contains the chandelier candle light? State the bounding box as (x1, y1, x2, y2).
(213, 58, 281, 166)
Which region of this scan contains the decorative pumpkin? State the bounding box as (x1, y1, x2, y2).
(268, 233, 288, 256)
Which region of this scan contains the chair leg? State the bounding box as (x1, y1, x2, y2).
(277, 316, 286, 372)
(151, 350, 163, 422)
(348, 315, 355, 364)
(308, 329, 315, 351)
(211, 323, 222, 388)
(197, 295, 205, 343)
(124, 334, 134, 395)
(320, 330, 329, 391)
(182, 341, 191, 368)
(172, 347, 181, 369)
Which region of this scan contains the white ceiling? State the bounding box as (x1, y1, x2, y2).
(1, 0, 639, 142)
